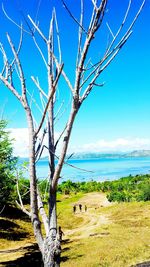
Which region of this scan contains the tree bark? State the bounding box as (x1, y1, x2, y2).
(43, 188, 61, 267)
(25, 105, 44, 253)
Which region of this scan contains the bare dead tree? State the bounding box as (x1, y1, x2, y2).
(0, 1, 146, 266)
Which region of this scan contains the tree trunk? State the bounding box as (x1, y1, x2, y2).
(43, 189, 61, 267)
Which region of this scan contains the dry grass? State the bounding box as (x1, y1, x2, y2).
(60, 198, 150, 267)
(0, 194, 150, 267)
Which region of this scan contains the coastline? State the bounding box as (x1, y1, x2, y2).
(19, 156, 150, 182)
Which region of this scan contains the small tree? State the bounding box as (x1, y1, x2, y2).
(0, 1, 145, 266)
(0, 120, 17, 208)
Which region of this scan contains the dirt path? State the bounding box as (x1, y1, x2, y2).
(0, 192, 112, 264)
(65, 192, 113, 239)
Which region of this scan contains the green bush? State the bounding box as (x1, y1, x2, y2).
(0, 120, 17, 207)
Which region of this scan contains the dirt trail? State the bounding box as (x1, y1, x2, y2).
(65, 192, 113, 239)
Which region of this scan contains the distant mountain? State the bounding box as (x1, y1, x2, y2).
(69, 152, 123, 159)
(69, 150, 150, 159)
(19, 150, 150, 160)
(124, 150, 150, 157)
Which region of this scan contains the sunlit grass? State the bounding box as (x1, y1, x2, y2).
(57, 192, 84, 230)
(61, 199, 150, 267)
(0, 194, 150, 267)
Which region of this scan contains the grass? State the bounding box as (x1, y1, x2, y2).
(0, 193, 150, 267)
(60, 199, 150, 267)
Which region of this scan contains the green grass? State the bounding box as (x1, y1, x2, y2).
(0, 193, 150, 267)
(57, 192, 84, 229)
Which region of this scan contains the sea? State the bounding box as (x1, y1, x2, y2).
(25, 156, 150, 183)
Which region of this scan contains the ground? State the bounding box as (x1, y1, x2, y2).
(65, 192, 113, 239)
(0, 192, 150, 267)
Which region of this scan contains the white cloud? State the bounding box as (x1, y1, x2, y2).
(70, 137, 150, 153)
(7, 127, 150, 157)
(8, 128, 61, 158)
(9, 128, 29, 157)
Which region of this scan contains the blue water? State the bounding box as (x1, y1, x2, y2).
(32, 157, 150, 182)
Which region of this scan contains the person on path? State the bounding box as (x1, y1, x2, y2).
(58, 226, 64, 241)
(73, 205, 76, 213)
(79, 204, 82, 212)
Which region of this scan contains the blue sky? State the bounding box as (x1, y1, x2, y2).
(0, 0, 150, 156)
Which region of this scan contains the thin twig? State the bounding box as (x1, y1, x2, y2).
(44, 145, 94, 173)
(54, 8, 62, 64)
(31, 76, 48, 99)
(28, 15, 47, 43)
(2, 3, 31, 35)
(35, 64, 64, 136)
(76, 0, 84, 68)
(61, 0, 88, 34)
(7, 33, 26, 99)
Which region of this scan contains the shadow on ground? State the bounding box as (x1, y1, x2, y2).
(131, 261, 150, 267)
(0, 219, 28, 241)
(0, 239, 74, 266)
(61, 238, 84, 262)
(0, 205, 30, 221)
(0, 244, 43, 267)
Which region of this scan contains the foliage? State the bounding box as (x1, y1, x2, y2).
(106, 174, 150, 202)
(57, 174, 150, 203)
(0, 120, 17, 207)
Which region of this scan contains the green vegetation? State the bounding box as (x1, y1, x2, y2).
(57, 174, 150, 203)
(0, 120, 17, 208)
(106, 174, 150, 202)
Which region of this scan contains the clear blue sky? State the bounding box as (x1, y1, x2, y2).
(0, 0, 150, 156)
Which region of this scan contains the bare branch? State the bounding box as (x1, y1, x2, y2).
(44, 144, 94, 173)
(2, 3, 32, 35)
(101, 32, 133, 71)
(10, 24, 23, 68)
(16, 173, 31, 217)
(0, 74, 22, 101)
(6, 33, 26, 99)
(32, 36, 48, 68)
(88, 0, 97, 31)
(61, 69, 74, 93)
(35, 64, 64, 136)
(106, 22, 115, 38)
(28, 15, 47, 43)
(37, 187, 49, 235)
(54, 124, 67, 150)
(54, 93, 72, 125)
(31, 76, 48, 99)
(91, 0, 98, 11)
(106, 0, 132, 54)
(76, 0, 84, 68)
(103, 0, 145, 66)
(93, 81, 105, 87)
(53, 8, 62, 64)
(81, 31, 132, 103)
(74, 0, 107, 94)
(61, 0, 88, 34)
(26, 89, 43, 114)
(0, 42, 9, 79)
(54, 100, 64, 120)
(35, 128, 47, 159)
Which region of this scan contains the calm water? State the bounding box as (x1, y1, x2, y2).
(32, 157, 150, 182)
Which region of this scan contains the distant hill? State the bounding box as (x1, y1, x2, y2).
(19, 150, 150, 160)
(124, 150, 150, 157)
(67, 150, 150, 159)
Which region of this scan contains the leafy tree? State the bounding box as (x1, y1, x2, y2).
(137, 182, 150, 201)
(0, 120, 17, 208)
